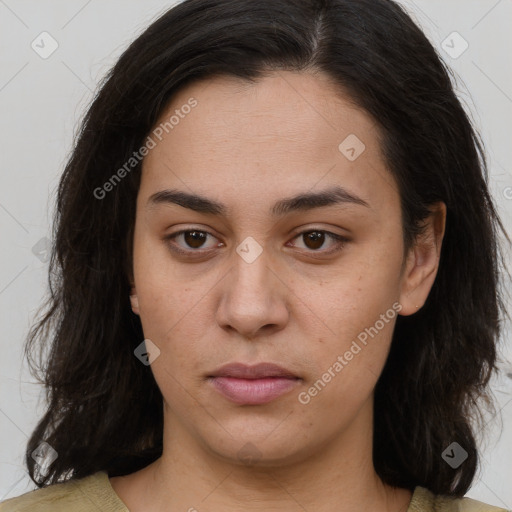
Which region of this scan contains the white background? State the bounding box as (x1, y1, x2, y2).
(0, 0, 511, 508)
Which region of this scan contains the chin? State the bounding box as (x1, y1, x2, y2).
(199, 427, 318, 469)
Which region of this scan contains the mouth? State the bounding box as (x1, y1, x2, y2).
(207, 362, 301, 405)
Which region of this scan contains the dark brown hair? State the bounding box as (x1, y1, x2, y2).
(25, 0, 511, 497)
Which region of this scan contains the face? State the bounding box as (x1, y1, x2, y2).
(129, 70, 437, 467)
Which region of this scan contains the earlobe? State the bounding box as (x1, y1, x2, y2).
(398, 202, 447, 316)
(129, 287, 140, 315)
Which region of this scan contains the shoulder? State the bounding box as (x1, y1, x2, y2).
(410, 486, 510, 512)
(0, 471, 128, 512)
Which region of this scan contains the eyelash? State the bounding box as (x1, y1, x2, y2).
(163, 228, 349, 257)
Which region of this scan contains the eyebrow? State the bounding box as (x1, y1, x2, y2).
(146, 185, 370, 217)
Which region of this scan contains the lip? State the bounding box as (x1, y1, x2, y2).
(210, 362, 298, 379)
(208, 363, 301, 405)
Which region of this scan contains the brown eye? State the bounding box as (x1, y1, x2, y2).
(164, 229, 220, 255)
(303, 231, 325, 250)
(183, 230, 207, 249)
(164, 228, 348, 258)
(290, 229, 349, 255)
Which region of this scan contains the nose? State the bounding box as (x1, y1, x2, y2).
(215, 248, 290, 339)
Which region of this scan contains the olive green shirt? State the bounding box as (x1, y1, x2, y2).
(0, 471, 509, 511)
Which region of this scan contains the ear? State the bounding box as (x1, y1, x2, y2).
(129, 286, 140, 315)
(398, 202, 446, 316)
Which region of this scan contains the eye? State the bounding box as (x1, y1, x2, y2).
(288, 229, 349, 255)
(164, 228, 349, 257)
(164, 229, 221, 255)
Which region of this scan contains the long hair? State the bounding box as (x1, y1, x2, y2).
(25, 0, 510, 496)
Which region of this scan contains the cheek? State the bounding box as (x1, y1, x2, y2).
(316, 256, 401, 340)
(297, 295, 398, 426)
(133, 231, 193, 319)
(299, 255, 402, 394)
(132, 233, 219, 373)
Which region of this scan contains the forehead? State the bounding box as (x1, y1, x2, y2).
(139, 70, 400, 217)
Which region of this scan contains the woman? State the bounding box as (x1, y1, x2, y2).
(1, 0, 510, 510)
